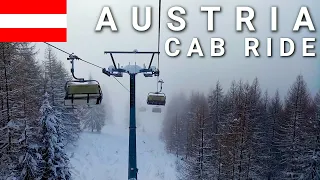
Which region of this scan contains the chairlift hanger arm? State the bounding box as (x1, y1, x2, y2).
(158, 79, 164, 92)
(67, 53, 84, 81)
(70, 68, 84, 81)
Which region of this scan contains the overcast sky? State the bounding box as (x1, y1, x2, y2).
(36, 0, 320, 121)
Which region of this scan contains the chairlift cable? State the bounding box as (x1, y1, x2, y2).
(44, 42, 70, 55)
(156, 0, 162, 92)
(146, 0, 166, 112)
(112, 76, 130, 92)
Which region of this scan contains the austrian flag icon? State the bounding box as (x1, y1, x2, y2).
(0, 0, 67, 42)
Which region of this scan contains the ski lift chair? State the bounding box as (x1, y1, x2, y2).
(64, 80, 103, 106)
(147, 92, 166, 106)
(139, 106, 147, 112)
(152, 106, 162, 113)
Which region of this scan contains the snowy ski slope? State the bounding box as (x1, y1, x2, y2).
(68, 111, 177, 180)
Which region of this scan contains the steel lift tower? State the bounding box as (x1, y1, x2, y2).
(102, 50, 160, 180)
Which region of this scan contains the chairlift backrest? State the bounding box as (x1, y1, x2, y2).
(147, 92, 166, 106)
(64, 80, 103, 106)
(67, 84, 101, 94)
(147, 92, 166, 100)
(148, 92, 165, 97)
(147, 95, 165, 101)
(152, 107, 161, 113)
(139, 107, 147, 112)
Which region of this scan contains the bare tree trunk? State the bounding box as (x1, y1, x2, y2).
(232, 141, 236, 180)
(218, 143, 221, 180)
(176, 113, 178, 157)
(3, 46, 11, 152)
(186, 120, 189, 160)
(200, 113, 204, 179)
(247, 150, 251, 179)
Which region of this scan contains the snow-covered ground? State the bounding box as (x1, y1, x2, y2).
(68, 110, 177, 180)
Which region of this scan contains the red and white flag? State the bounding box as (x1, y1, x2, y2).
(0, 0, 67, 42)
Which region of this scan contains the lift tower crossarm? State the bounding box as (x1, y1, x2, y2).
(104, 50, 160, 70)
(66, 53, 84, 81)
(104, 51, 160, 54)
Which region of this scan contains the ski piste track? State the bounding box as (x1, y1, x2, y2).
(68, 111, 177, 180)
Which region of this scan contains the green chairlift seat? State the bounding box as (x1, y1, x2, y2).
(139, 106, 147, 112)
(152, 106, 161, 113)
(64, 81, 103, 106)
(147, 92, 166, 106)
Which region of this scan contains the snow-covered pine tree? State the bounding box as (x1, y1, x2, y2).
(280, 75, 315, 179)
(0, 43, 20, 178)
(217, 80, 253, 179)
(0, 43, 45, 178)
(207, 81, 225, 179)
(249, 89, 272, 179)
(181, 92, 212, 180)
(267, 90, 284, 179)
(82, 102, 106, 133)
(214, 80, 243, 179)
(213, 80, 242, 180)
(229, 80, 249, 179)
(39, 92, 71, 180)
(208, 81, 225, 134)
(43, 45, 80, 145)
(16, 48, 44, 177)
(81, 75, 107, 133)
(161, 92, 188, 156)
(176, 92, 191, 157)
(17, 118, 43, 180)
(11, 43, 44, 179)
(303, 89, 320, 179)
(245, 78, 268, 179)
(161, 93, 178, 153)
